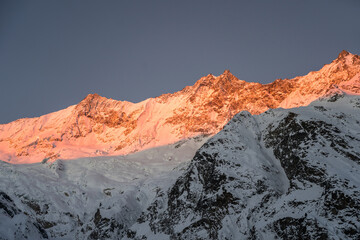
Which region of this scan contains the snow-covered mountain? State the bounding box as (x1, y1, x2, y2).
(1, 92, 359, 239)
(1, 50, 360, 164)
(128, 92, 360, 240)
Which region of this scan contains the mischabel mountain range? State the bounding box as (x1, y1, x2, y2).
(0, 50, 360, 240)
(1, 50, 360, 164)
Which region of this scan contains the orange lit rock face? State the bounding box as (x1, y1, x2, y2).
(1, 51, 360, 164)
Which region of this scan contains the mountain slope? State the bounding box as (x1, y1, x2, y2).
(1, 50, 360, 163)
(128, 92, 360, 240)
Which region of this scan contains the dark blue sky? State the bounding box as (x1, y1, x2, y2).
(1, 0, 360, 124)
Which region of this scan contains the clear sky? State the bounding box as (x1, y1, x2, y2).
(1, 0, 360, 124)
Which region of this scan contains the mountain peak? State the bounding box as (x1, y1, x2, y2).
(82, 93, 102, 101)
(331, 50, 360, 66)
(220, 69, 235, 78)
(338, 50, 350, 59)
(223, 69, 231, 75)
(192, 70, 239, 89)
(78, 93, 110, 106)
(218, 69, 239, 83)
(75, 93, 111, 114)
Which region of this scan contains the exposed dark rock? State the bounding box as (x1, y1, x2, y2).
(272, 217, 328, 240)
(0, 191, 20, 218)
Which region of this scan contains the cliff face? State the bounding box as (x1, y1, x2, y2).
(1, 51, 360, 163)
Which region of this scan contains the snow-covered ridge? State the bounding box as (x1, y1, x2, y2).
(1, 50, 360, 163)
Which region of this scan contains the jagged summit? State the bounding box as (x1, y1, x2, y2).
(333, 50, 360, 65)
(0, 50, 359, 163)
(338, 49, 350, 59)
(218, 69, 239, 82)
(191, 69, 240, 89)
(220, 69, 235, 78)
(81, 93, 103, 102)
(77, 93, 120, 106)
(75, 93, 124, 121)
(77, 93, 106, 108)
(223, 69, 231, 74)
